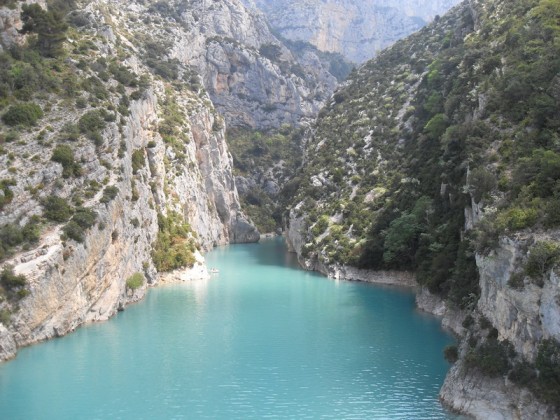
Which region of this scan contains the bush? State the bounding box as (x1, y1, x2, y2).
(51, 144, 81, 177)
(508, 361, 537, 386)
(71, 207, 97, 229)
(496, 207, 538, 231)
(0, 265, 28, 300)
(535, 339, 560, 407)
(443, 345, 459, 363)
(131, 149, 145, 174)
(62, 220, 84, 242)
(42, 196, 73, 222)
(78, 110, 107, 140)
(126, 272, 144, 290)
(0, 179, 15, 210)
(2, 103, 43, 126)
(464, 338, 512, 377)
(525, 241, 560, 284)
(100, 186, 119, 203)
(152, 212, 197, 272)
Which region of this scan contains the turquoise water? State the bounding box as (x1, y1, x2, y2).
(0, 238, 456, 419)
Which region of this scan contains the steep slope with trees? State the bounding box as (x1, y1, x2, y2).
(287, 0, 560, 416)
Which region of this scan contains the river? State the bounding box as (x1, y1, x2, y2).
(0, 238, 456, 419)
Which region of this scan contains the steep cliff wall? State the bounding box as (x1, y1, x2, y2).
(243, 0, 461, 63)
(0, 0, 258, 360)
(138, 0, 338, 129)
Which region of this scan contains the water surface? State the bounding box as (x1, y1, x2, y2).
(0, 238, 455, 419)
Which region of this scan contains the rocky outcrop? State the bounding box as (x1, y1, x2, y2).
(243, 0, 461, 63)
(476, 236, 560, 361)
(441, 359, 557, 420)
(416, 287, 466, 336)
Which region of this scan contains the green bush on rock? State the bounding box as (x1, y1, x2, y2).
(126, 272, 144, 290)
(1, 103, 43, 126)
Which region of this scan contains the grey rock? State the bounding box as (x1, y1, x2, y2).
(0, 324, 16, 362)
(243, 0, 461, 63)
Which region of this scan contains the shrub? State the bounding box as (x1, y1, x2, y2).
(496, 207, 538, 231)
(535, 339, 560, 407)
(126, 272, 144, 290)
(152, 212, 197, 272)
(259, 43, 282, 61)
(468, 167, 497, 203)
(71, 207, 97, 229)
(508, 361, 537, 386)
(78, 110, 107, 140)
(42, 196, 73, 222)
(100, 186, 119, 203)
(443, 345, 458, 363)
(525, 241, 560, 284)
(0, 265, 27, 297)
(62, 220, 85, 242)
(464, 338, 512, 377)
(0, 179, 16, 210)
(51, 144, 81, 177)
(131, 149, 145, 174)
(2, 103, 43, 126)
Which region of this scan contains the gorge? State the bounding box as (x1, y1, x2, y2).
(1, 0, 560, 418)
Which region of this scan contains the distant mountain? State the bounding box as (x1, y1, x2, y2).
(242, 0, 461, 62)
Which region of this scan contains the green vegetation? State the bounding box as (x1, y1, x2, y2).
(152, 212, 197, 272)
(0, 217, 41, 261)
(20, 1, 71, 58)
(443, 345, 458, 363)
(524, 241, 560, 285)
(78, 109, 108, 144)
(42, 195, 73, 222)
(288, 0, 560, 309)
(100, 186, 119, 204)
(0, 179, 15, 210)
(1, 103, 43, 126)
(0, 265, 29, 301)
(227, 125, 305, 232)
(62, 207, 97, 243)
(464, 337, 513, 377)
(51, 144, 81, 178)
(125, 272, 144, 290)
(507, 339, 560, 410)
(131, 149, 145, 174)
(279, 38, 354, 82)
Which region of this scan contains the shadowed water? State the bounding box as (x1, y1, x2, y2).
(0, 238, 457, 419)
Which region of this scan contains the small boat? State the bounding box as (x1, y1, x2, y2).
(210, 268, 219, 274)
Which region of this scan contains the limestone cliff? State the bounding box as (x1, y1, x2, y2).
(0, 0, 259, 360)
(243, 0, 461, 63)
(163, 0, 337, 129)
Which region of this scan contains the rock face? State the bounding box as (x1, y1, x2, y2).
(440, 360, 557, 420)
(168, 0, 337, 129)
(0, 0, 260, 360)
(243, 0, 461, 63)
(476, 236, 560, 362)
